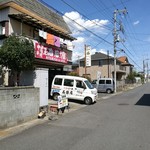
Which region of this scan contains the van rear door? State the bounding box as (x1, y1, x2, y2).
(98, 79, 105, 92)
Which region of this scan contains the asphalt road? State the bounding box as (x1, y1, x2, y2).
(0, 83, 150, 150)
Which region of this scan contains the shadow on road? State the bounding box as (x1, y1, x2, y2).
(68, 99, 96, 105)
(68, 99, 85, 105)
(135, 94, 150, 106)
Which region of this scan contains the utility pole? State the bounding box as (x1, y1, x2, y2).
(147, 61, 149, 82)
(145, 59, 149, 82)
(113, 8, 127, 93)
(107, 50, 110, 78)
(143, 60, 145, 83)
(113, 10, 117, 93)
(84, 44, 87, 76)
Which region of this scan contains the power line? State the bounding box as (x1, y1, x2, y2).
(88, 0, 114, 24)
(60, 0, 112, 31)
(39, 0, 143, 70)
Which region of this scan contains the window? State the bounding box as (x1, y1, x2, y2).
(106, 80, 111, 84)
(64, 79, 74, 87)
(33, 29, 39, 41)
(99, 80, 105, 84)
(84, 80, 93, 89)
(54, 78, 62, 85)
(99, 60, 102, 66)
(76, 80, 84, 88)
(0, 22, 5, 35)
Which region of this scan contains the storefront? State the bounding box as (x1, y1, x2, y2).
(0, 0, 75, 109)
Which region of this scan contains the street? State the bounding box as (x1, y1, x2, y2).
(0, 83, 150, 150)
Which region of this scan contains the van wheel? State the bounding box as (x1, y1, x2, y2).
(53, 93, 60, 101)
(106, 89, 112, 94)
(84, 97, 92, 105)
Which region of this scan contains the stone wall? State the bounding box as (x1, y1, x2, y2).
(0, 86, 39, 129)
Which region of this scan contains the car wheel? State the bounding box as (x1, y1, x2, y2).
(106, 89, 112, 94)
(53, 93, 60, 101)
(84, 97, 92, 105)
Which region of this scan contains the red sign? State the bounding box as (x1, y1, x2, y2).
(33, 40, 68, 63)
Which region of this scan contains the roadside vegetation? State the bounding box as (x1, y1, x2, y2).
(0, 35, 35, 86)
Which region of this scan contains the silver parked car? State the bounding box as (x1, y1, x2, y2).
(91, 78, 114, 94)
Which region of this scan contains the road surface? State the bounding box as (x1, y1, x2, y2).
(0, 83, 150, 150)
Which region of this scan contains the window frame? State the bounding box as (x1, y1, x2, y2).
(106, 80, 111, 84)
(64, 79, 74, 87)
(54, 78, 62, 85)
(99, 79, 105, 84)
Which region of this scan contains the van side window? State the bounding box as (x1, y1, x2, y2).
(76, 80, 85, 88)
(99, 80, 105, 84)
(54, 78, 62, 85)
(64, 79, 74, 87)
(106, 80, 111, 84)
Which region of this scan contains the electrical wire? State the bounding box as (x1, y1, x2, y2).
(39, 0, 144, 70)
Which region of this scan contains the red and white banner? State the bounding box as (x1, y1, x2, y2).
(33, 40, 68, 63)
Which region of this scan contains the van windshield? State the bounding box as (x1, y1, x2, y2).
(84, 80, 94, 89)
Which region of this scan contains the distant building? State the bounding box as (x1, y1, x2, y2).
(78, 52, 133, 82)
(117, 56, 134, 78)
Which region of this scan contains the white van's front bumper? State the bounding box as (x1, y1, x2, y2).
(92, 88, 98, 102)
(94, 93, 98, 102)
(90, 93, 98, 103)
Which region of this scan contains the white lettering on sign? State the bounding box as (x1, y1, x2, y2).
(33, 40, 68, 63)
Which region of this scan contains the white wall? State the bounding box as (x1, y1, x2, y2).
(19, 68, 49, 107)
(34, 68, 48, 107)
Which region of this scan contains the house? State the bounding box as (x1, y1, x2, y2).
(117, 56, 134, 78)
(78, 52, 133, 83)
(0, 0, 75, 108)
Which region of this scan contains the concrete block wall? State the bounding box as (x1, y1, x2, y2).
(0, 86, 39, 129)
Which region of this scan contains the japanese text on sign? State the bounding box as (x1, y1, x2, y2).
(33, 40, 68, 63)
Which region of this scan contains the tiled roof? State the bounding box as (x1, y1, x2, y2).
(0, 0, 71, 34)
(118, 56, 128, 63)
(118, 56, 134, 66)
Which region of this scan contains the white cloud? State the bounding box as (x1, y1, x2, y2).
(133, 20, 140, 25)
(72, 37, 85, 61)
(98, 49, 107, 55)
(63, 11, 110, 61)
(91, 48, 97, 55)
(63, 11, 109, 35)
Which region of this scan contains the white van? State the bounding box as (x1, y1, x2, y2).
(50, 75, 98, 105)
(92, 78, 114, 94)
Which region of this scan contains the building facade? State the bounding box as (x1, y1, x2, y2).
(78, 52, 133, 83)
(0, 0, 75, 107)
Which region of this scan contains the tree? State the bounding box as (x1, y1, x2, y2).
(126, 71, 144, 84)
(0, 35, 35, 86)
(126, 72, 135, 83)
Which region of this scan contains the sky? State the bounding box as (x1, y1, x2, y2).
(41, 0, 150, 72)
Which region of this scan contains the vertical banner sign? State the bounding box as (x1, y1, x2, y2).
(86, 45, 91, 66)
